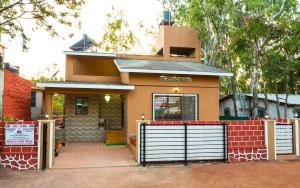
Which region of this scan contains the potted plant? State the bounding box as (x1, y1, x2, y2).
(55, 139, 62, 156)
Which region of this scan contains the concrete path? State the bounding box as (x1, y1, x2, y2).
(53, 142, 136, 169)
(2, 160, 300, 188)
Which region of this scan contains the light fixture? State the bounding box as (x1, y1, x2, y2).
(295, 112, 299, 118)
(264, 114, 269, 119)
(141, 113, 145, 120)
(45, 112, 49, 119)
(173, 87, 179, 93)
(104, 95, 111, 103)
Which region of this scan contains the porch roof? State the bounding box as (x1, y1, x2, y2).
(37, 81, 135, 90)
(114, 59, 233, 77)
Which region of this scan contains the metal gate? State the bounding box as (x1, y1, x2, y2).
(138, 123, 227, 166)
(276, 123, 294, 155)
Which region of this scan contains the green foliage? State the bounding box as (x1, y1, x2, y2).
(3, 115, 14, 121)
(31, 63, 64, 114)
(53, 94, 64, 114)
(171, 0, 300, 97)
(99, 6, 135, 53)
(0, 0, 85, 50)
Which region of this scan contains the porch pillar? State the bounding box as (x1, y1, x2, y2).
(43, 92, 53, 118)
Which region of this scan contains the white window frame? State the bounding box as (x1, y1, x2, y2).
(152, 93, 198, 121)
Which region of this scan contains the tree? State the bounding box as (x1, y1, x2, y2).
(99, 6, 135, 53)
(170, 0, 240, 115)
(171, 0, 300, 117)
(0, 0, 85, 49)
(31, 64, 64, 114)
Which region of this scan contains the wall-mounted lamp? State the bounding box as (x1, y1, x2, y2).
(104, 95, 111, 103)
(295, 112, 299, 118)
(264, 114, 269, 119)
(141, 113, 145, 120)
(173, 87, 179, 93)
(45, 112, 49, 119)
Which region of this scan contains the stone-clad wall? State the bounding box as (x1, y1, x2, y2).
(123, 95, 128, 141)
(99, 94, 122, 129)
(65, 95, 104, 141)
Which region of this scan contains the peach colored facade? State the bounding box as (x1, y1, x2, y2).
(41, 25, 229, 157)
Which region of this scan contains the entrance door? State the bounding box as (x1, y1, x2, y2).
(42, 123, 47, 170)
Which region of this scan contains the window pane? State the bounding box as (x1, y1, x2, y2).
(182, 96, 196, 120)
(168, 96, 181, 120)
(31, 91, 36, 107)
(153, 95, 197, 121)
(76, 97, 88, 115)
(154, 96, 168, 120)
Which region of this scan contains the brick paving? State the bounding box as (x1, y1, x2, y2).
(2, 160, 300, 188)
(53, 142, 136, 169)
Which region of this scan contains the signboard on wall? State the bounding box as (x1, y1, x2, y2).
(5, 124, 34, 145)
(160, 76, 192, 82)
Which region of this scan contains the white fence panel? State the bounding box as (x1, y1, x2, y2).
(138, 123, 227, 164)
(276, 124, 294, 155)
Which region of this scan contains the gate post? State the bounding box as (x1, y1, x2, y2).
(290, 119, 300, 157)
(37, 120, 55, 170)
(264, 120, 276, 160)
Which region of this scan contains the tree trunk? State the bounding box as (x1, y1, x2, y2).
(284, 93, 289, 118)
(284, 60, 290, 118)
(229, 60, 238, 117)
(263, 82, 269, 117)
(251, 43, 259, 117)
(275, 85, 281, 118)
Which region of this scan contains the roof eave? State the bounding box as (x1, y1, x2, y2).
(63, 51, 116, 57)
(118, 69, 233, 77)
(37, 82, 135, 90)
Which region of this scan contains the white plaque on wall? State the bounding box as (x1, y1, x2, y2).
(5, 124, 35, 145)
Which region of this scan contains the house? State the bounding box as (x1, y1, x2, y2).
(31, 85, 44, 119)
(37, 22, 232, 156)
(219, 93, 300, 118)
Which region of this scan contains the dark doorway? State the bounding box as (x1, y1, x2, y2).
(42, 123, 48, 170)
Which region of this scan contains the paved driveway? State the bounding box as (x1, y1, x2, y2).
(53, 142, 136, 169)
(1, 160, 300, 188)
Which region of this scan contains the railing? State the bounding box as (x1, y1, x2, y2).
(138, 122, 228, 166)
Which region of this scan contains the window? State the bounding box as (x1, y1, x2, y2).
(31, 91, 36, 107)
(76, 97, 88, 115)
(258, 107, 265, 118)
(170, 47, 195, 58)
(224, 107, 231, 116)
(153, 94, 197, 120)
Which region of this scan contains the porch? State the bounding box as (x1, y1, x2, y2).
(52, 142, 136, 169)
(37, 81, 134, 144)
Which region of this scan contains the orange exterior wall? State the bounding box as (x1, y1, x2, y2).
(65, 55, 120, 83)
(126, 73, 220, 155)
(154, 25, 201, 62)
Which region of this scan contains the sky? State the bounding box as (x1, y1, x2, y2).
(2, 0, 162, 79)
